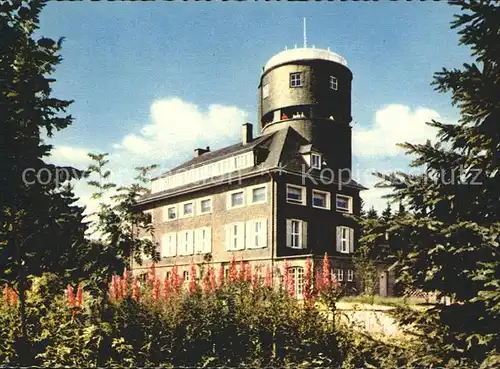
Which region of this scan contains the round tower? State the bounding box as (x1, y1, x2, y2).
(258, 47, 353, 171)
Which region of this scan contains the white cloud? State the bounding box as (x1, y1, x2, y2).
(48, 145, 93, 167)
(353, 104, 440, 157)
(118, 97, 248, 163)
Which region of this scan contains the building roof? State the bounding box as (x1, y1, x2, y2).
(264, 47, 348, 73)
(137, 126, 365, 208)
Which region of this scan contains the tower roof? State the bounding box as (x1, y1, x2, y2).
(263, 47, 348, 73)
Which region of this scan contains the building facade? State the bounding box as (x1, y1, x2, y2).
(133, 46, 389, 296)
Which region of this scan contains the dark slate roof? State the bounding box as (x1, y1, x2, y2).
(155, 133, 273, 179)
(137, 126, 365, 207)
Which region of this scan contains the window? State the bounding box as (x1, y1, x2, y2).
(195, 227, 212, 254)
(246, 219, 267, 249)
(336, 195, 352, 213)
(289, 267, 304, 297)
(143, 210, 152, 224)
(286, 184, 306, 205)
(263, 83, 269, 99)
(178, 230, 194, 255)
(183, 270, 189, 282)
(290, 72, 303, 87)
(286, 219, 307, 249)
(161, 233, 177, 257)
(311, 153, 322, 169)
(164, 205, 177, 221)
(337, 269, 344, 282)
(329, 75, 338, 90)
(182, 202, 193, 217)
(225, 222, 245, 251)
(229, 190, 245, 208)
(199, 198, 212, 214)
(347, 269, 354, 282)
(336, 226, 354, 254)
(312, 190, 330, 209)
(251, 185, 267, 204)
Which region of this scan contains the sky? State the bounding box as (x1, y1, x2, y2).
(39, 1, 473, 215)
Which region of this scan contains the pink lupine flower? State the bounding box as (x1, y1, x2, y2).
(322, 253, 331, 289)
(282, 259, 290, 294)
(217, 265, 225, 287)
(188, 263, 197, 295)
(172, 265, 181, 295)
(132, 278, 140, 301)
(122, 269, 129, 298)
(163, 277, 171, 300)
(238, 257, 245, 281)
(229, 255, 238, 282)
(67, 284, 75, 307)
(264, 265, 272, 288)
(152, 277, 160, 301)
(3, 284, 10, 305)
(304, 258, 313, 305)
(245, 263, 252, 282)
(251, 265, 260, 290)
(9, 289, 17, 307)
(202, 268, 211, 293)
(315, 269, 323, 294)
(75, 284, 83, 308)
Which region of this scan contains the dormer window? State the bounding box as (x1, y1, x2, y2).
(290, 72, 303, 88)
(329, 76, 338, 90)
(311, 153, 322, 169)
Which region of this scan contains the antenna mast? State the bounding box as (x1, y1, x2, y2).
(303, 18, 307, 48)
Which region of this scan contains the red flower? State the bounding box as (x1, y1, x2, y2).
(209, 267, 217, 292)
(322, 253, 331, 290)
(75, 284, 83, 308)
(245, 263, 252, 282)
(3, 284, 10, 305)
(163, 277, 171, 300)
(152, 277, 161, 301)
(265, 265, 272, 288)
(67, 284, 75, 307)
(202, 268, 210, 293)
(188, 263, 197, 295)
(122, 268, 129, 297)
(251, 265, 259, 290)
(217, 265, 225, 287)
(304, 258, 314, 305)
(229, 255, 238, 283)
(172, 265, 181, 295)
(132, 278, 140, 301)
(315, 269, 323, 294)
(238, 257, 245, 281)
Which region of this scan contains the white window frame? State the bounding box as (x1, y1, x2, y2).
(195, 227, 212, 254)
(246, 218, 268, 249)
(183, 270, 190, 282)
(249, 184, 267, 205)
(290, 72, 303, 88)
(178, 230, 194, 255)
(336, 226, 354, 254)
(311, 153, 322, 169)
(286, 219, 307, 249)
(336, 194, 353, 213)
(312, 189, 331, 210)
(181, 201, 194, 218)
(228, 189, 246, 209)
(262, 83, 269, 99)
(329, 75, 338, 90)
(289, 267, 304, 297)
(337, 269, 344, 282)
(164, 205, 177, 222)
(198, 197, 212, 215)
(225, 222, 245, 251)
(347, 269, 354, 282)
(161, 232, 177, 257)
(286, 184, 306, 205)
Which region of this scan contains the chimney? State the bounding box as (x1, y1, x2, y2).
(242, 123, 253, 145)
(194, 146, 210, 158)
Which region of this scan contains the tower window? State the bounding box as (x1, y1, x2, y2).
(311, 153, 322, 169)
(329, 76, 338, 90)
(262, 84, 269, 99)
(290, 72, 303, 88)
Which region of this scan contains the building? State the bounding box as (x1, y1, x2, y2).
(133, 45, 372, 296)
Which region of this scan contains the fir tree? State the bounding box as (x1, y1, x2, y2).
(371, 1, 499, 366)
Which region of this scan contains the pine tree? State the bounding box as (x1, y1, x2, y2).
(371, 1, 499, 366)
(0, 0, 87, 358)
(366, 206, 378, 219)
(381, 202, 392, 222)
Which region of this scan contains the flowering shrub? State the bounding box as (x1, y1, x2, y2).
(0, 254, 405, 367)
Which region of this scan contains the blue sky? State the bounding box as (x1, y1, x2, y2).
(40, 1, 472, 213)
